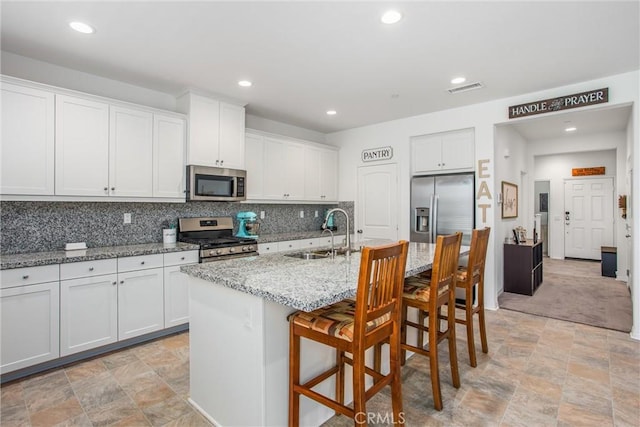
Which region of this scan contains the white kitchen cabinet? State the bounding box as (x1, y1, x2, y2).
(163, 250, 198, 328)
(118, 264, 164, 340)
(60, 274, 118, 356)
(245, 132, 265, 199)
(109, 106, 154, 197)
(1, 82, 55, 195)
(55, 94, 110, 196)
(257, 242, 279, 254)
(278, 240, 303, 252)
(153, 114, 186, 198)
(411, 128, 474, 175)
(1, 280, 60, 374)
(304, 146, 338, 202)
(178, 92, 245, 169)
(262, 137, 305, 200)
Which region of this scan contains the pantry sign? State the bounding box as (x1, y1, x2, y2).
(508, 88, 608, 119)
(362, 146, 393, 162)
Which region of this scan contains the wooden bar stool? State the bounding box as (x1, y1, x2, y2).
(288, 241, 409, 426)
(401, 232, 462, 411)
(452, 227, 490, 367)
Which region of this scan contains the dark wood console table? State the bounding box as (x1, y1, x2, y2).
(504, 240, 543, 295)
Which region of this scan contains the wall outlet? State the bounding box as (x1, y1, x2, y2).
(123, 213, 132, 224)
(260, 211, 265, 219)
(299, 210, 304, 219)
(314, 210, 318, 218)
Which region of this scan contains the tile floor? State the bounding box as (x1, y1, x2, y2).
(1, 309, 639, 426)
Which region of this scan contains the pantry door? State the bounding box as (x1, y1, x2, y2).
(357, 163, 398, 240)
(564, 177, 614, 260)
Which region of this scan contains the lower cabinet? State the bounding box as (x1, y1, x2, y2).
(118, 267, 165, 340)
(60, 274, 118, 356)
(1, 281, 60, 373)
(164, 266, 190, 327)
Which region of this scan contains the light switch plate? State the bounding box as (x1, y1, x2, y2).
(124, 213, 132, 224)
(299, 210, 304, 218)
(260, 211, 265, 219)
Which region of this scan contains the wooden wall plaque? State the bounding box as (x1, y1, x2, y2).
(572, 167, 605, 176)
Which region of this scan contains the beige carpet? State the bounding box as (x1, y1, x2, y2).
(499, 257, 632, 332)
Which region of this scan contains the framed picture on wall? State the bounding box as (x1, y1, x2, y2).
(502, 181, 518, 218)
(539, 193, 548, 212)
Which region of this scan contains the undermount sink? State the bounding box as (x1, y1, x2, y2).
(284, 248, 360, 260)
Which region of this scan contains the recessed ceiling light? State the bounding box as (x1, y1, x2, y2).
(326, 110, 337, 116)
(451, 76, 466, 85)
(238, 80, 252, 87)
(565, 127, 577, 132)
(381, 10, 402, 24)
(69, 21, 95, 34)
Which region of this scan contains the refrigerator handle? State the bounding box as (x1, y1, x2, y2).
(433, 194, 439, 243)
(428, 195, 435, 243)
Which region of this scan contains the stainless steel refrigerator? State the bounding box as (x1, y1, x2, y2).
(411, 173, 476, 303)
(410, 173, 475, 247)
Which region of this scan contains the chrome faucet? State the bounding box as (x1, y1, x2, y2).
(321, 228, 335, 259)
(323, 208, 351, 257)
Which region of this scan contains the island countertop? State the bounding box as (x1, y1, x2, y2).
(181, 240, 470, 312)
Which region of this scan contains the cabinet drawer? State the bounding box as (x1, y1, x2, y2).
(1, 264, 59, 289)
(278, 240, 303, 252)
(164, 250, 199, 267)
(61, 259, 117, 280)
(258, 243, 279, 254)
(118, 254, 163, 272)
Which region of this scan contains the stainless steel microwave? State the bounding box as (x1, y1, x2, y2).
(186, 165, 246, 201)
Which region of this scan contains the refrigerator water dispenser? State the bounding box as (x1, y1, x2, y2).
(415, 207, 430, 232)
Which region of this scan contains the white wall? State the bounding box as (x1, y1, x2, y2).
(245, 115, 326, 144)
(1, 51, 178, 111)
(327, 70, 639, 333)
(493, 125, 528, 293)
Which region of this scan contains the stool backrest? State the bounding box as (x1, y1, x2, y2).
(465, 227, 491, 290)
(430, 232, 463, 308)
(353, 240, 409, 341)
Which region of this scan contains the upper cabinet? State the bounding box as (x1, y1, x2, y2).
(245, 131, 339, 203)
(1, 83, 55, 195)
(1, 76, 186, 201)
(411, 128, 474, 175)
(177, 92, 245, 169)
(55, 95, 110, 196)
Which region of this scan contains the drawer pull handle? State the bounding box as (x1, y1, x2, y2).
(120, 280, 124, 284)
(112, 281, 117, 285)
(22, 275, 29, 279)
(89, 267, 94, 271)
(181, 257, 185, 260)
(140, 261, 145, 265)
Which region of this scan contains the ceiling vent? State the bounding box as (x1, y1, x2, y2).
(447, 82, 484, 94)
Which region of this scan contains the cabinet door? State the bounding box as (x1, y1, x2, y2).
(186, 94, 220, 167)
(60, 274, 118, 356)
(1, 282, 60, 374)
(55, 95, 110, 196)
(441, 129, 474, 171)
(109, 106, 153, 197)
(118, 268, 164, 340)
(245, 133, 265, 199)
(284, 142, 305, 199)
(218, 103, 246, 169)
(411, 134, 442, 174)
(262, 137, 287, 199)
(164, 266, 190, 328)
(1, 83, 55, 195)
(304, 146, 322, 201)
(153, 114, 186, 198)
(319, 149, 338, 201)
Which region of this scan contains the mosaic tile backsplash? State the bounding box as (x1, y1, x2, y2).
(0, 201, 354, 254)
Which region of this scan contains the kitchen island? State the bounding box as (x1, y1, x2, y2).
(181, 241, 469, 426)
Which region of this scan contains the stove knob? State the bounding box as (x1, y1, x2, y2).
(229, 247, 235, 253)
(216, 249, 222, 255)
(242, 246, 248, 252)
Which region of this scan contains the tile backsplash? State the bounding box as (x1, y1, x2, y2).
(0, 201, 354, 254)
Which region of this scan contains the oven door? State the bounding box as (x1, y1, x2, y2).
(187, 166, 246, 201)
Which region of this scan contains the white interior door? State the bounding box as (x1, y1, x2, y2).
(357, 163, 398, 240)
(564, 177, 614, 260)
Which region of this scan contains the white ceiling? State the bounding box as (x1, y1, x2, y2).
(1, 1, 638, 134)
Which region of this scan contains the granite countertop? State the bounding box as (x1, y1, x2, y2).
(181, 241, 470, 312)
(256, 230, 346, 244)
(0, 242, 200, 270)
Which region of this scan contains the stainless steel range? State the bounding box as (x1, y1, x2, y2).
(178, 217, 258, 263)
